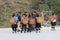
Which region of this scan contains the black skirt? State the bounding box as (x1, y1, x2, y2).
(35, 22, 41, 28)
(51, 22, 56, 26)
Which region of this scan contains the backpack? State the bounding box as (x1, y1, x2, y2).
(36, 17, 43, 23)
(29, 18, 35, 24)
(48, 16, 54, 22)
(21, 17, 28, 24)
(9, 17, 15, 24)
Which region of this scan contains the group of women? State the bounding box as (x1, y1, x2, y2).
(9, 11, 57, 33)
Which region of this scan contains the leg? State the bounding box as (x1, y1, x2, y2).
(21, 24, 24, 33)
(14, 24, 17, 33)
(24, 24, 27, 33)
(39, 23, 41, 30)
(51, 22, 55, 31)
(27, 24, 30, 32)
(17, 21, 21, 31)
(35, 23, 38, 32)
(11, 24, 14, 31)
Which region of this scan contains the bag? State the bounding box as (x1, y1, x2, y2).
(36, 17, 43, 23)
(9, 18, 15, 24)
(29, 18, 35, 24)
(49, 16, 54, 22)
(21, 17, 28, 24)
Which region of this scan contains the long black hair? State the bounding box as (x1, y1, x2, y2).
(12, 13, 15, 17)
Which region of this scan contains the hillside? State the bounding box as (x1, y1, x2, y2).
(0, 0, 60, 27)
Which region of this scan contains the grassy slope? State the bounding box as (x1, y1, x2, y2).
(0, 0, 33, 28)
